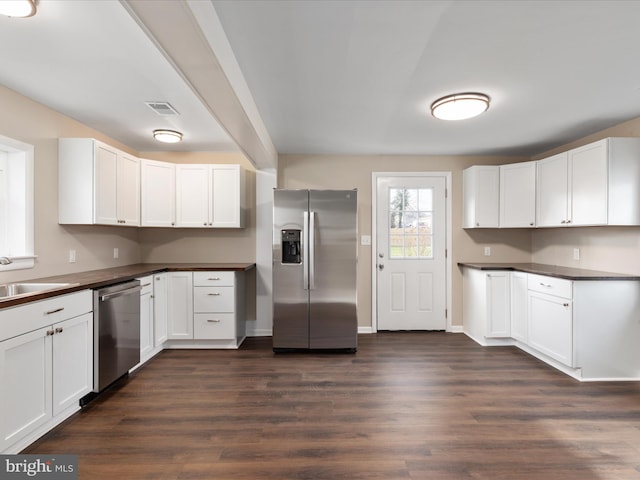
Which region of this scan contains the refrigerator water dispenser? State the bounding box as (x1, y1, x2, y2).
(281, 229, 301, 264)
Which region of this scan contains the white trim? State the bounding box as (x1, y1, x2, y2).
(358, 326, 374, 334)
(371, 172, 452, 332)
(448, 325, 464, 333)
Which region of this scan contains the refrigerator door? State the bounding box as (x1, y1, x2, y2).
(308, 190, 358, 349)
(273, 189, 309, 348)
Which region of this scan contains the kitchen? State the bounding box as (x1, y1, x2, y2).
(1, 0, 640, 478)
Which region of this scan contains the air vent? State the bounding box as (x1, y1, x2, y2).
(145, 102, 179, 116)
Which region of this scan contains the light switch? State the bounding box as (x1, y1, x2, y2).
(361, 235, 372, 246)
(68, 249, 76, 263)
(484, 247, 491, 256)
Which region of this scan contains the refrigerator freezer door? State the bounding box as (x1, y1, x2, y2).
(273, 190, 309, 348)
(308, 190, 358, 349)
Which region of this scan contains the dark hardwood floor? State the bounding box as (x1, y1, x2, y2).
(24, 332, 640, 479)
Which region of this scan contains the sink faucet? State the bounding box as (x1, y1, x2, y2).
(0, 257, 12, 265)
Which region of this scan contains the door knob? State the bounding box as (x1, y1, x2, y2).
(378, 264, 384, 271)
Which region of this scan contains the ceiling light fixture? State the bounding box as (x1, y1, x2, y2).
(431, 92, 490, 121)
(153, 129, 183, 143)
(0, 0, 37, 18)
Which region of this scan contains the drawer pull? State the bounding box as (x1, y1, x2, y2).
(45, 307, 64, 315)
(539, 282, 552, 288)
(142, 282, 152, 287)
(46, 330, 55, 336)
(207, 293, 221, 296)
(563, 303, 570, 307)
(207, 277, 221, 281)
(207, 319, 221, 323)
(55, 327, 63, 334)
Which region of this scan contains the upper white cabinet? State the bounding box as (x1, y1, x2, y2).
(462, 165, 499, 228)
(536, 138, 640, 227)
(141, 159, 175, 227)
(175, 164, 245, 228)
(59, 138, 140, 226)
(499, 161, 536, 227)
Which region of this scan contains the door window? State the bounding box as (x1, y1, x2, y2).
(388, 187, 433, 259)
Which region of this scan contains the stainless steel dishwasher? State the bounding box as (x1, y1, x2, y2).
(92, 280, 142, 392)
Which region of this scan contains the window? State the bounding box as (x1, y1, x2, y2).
(0, 134, 34, 271)
(388, 187, 433, 259)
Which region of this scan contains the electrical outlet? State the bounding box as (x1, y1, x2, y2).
(573, 248, 580, 260)
(68, 249, 76, 263)
(113, 247, 119, 259)
(484, 246, 491, 257)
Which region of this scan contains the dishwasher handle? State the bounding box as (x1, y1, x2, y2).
(99, 285, 142, 302)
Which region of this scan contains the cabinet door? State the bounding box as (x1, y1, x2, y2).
(138, 278, 154, 364)
(569, 140, 608, 226)
(0, 326, 52, 452)
(528, 291, 573, 366)
(211, 165, 243, 228)
(175, 165, 210, 227)
(463, 166, 499, 228)
(52, 313, 92, 416)
(500, 161, 536, 227)
(141, 159, 175, 227)
(94, 143, 118, 225)
(486, 272, 510, 338)
(116, 153, 140, 226)
(153, 273, 168, 346)
(536, 152, 569, 227)
(167, 272, 193, 339)
(510, 272, 528, 343)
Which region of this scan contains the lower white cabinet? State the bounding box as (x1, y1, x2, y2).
(462, 265, 640, 381)
(153, 273, 168, 346)
(462, 268, 511, 345)
(138, 275, 155, 365)
(166, 271, 246, 348)
(0, 291, 93, 453)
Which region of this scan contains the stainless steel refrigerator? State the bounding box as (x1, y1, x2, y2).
(273, 189, 358, 352)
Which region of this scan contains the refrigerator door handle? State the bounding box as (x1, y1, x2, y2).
(309, 211, 316, 290)
(303, 211, 309, 290)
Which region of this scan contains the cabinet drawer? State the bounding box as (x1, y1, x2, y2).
(0, 290, 93, 342)
(193, 287, 235, 313)
(193, 271, 235, 287)
(194, 313, 236, 340)
(527, 274, 572, 298)
(137, 275, 154, 295)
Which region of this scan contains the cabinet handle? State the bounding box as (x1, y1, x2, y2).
(207, 293, 221, 296)
(207, 277, 221, 281)
(55, 327, 63, 334)
(529, 222, 534, 226)
(539, 282, 552, 288)
(563, 303, 570, 307)
(46, 330, 55, 336)
(476, 222, 480, 227)
(566, 219, 571, 224)
(207, 319, 221, 323)
(204, 222, 207, 226)
(142, 283, 152, 287)
(45, 307, 64, 315)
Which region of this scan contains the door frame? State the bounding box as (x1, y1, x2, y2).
(371, 172, 452, 333)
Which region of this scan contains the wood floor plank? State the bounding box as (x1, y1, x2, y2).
(22, 332, 640, 479)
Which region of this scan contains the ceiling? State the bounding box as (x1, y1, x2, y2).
(2, 0, 640, 166)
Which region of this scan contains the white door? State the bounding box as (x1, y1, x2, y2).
(376, 175, 447, 330)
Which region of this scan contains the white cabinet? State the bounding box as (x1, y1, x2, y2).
(153, 273, 168, 346)
(175, 164, 245, 228)
(462, 268, 511, 345)
(499, 161, 536, 227)
(527, 275, 574, 367)
(164, 270, 246, 348)
(141, 159, 175, 227)
(167, 271, 194, 340)
(509, 271, 528, 343)
(137, 275, 155, 364)
(59, 138, 140, 226)
(0, 291, 92, 453)
(536, 138, 640, 227)
(463, 165, 499, 228)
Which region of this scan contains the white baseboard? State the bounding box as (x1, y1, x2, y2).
(448, 325, 464, 333)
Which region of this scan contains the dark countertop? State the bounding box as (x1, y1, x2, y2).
(458, 262, 640, 281)
(0, 263, 256, 309)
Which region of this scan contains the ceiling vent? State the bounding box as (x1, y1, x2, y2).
(145, 102, 179, 116)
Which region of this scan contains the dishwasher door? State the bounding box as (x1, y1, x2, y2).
(93, 280, 142, 392)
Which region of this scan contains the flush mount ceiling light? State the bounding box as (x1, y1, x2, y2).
(0, 0, 37, 17)
(153, 129, 183, 143)
(431, 92, 490, 121)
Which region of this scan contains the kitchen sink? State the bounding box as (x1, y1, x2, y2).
(0, 282, 73, 299)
